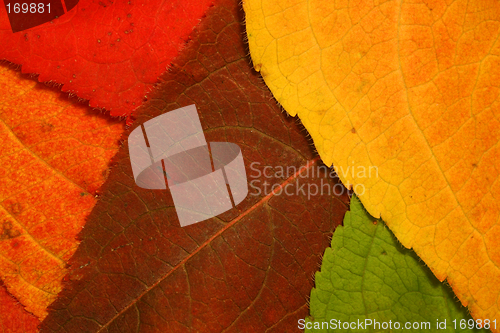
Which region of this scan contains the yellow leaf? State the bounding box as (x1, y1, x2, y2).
(244, 0, 500, 325)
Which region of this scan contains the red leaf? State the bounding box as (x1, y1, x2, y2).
(41, 0, 350, 331)
(0, 0, 213, 120)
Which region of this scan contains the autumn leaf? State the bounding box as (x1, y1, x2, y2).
(0, 62, 124, 319)
(244, 0, 500, 324)
(307, 195, 480, 332)
(39, 0, 350, 331)
(0, 0, 214, 120)
(0, 280, 39, 332)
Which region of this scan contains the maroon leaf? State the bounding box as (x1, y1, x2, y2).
(41, 0, 349, 331)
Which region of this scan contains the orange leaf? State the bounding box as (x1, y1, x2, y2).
(0, 281, 39, 332)
(0, 63, 124, 319)
(244, 0, 500, 324)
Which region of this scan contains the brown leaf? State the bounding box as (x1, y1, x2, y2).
(41, 0, 349, 331)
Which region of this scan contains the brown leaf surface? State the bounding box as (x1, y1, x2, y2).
(40, 0, 349, 331)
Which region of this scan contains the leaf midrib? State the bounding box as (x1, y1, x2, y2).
(97, 156, 323, 332)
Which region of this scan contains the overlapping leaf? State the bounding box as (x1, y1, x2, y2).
(40, 0, 350, 331)
(307, 196, 479, 332)
(0, 0, 213, 120)
(244, 0, 500, 323)
(0, 63, 124, 319)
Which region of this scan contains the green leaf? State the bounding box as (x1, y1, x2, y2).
(305, 196, 486, 333)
